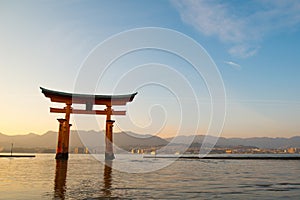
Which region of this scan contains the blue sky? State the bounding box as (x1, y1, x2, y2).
(0, 0, 300, 138)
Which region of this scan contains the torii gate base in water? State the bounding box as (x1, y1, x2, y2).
(40, 87, 137, 160)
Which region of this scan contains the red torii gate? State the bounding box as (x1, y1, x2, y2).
(40, 87, 137, 160)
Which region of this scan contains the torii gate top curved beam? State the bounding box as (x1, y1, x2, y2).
(40, 87, 137, 106)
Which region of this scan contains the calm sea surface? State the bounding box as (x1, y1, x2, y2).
(0, 154, 300, 199)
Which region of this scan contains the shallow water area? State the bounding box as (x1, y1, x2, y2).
(0, 154, 300, 199)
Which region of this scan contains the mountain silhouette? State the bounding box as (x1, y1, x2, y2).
(0, 131, 299, 152)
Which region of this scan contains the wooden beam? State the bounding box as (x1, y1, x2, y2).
(50, 107, 126, 115)
(40, 87, 137, 105)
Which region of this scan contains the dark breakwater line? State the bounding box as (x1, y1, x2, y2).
(0, 155, 35, 158)
(143, 155, 300, 160)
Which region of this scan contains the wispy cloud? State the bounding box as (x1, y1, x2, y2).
(224, 61, 241, 70)
(172, 0, 300, 58)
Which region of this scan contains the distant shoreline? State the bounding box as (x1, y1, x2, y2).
(143, 155, 300, 160)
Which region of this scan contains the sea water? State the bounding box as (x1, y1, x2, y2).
(0, 154, 300, 199)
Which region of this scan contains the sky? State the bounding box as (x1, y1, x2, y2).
(0, 0, 300, 138)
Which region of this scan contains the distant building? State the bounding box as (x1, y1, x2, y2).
(73, 147, 88, 154)
(287, 148, 296, 154)
(225, 149, 232, 154)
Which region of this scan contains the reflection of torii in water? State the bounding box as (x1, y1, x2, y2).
(102, 160, 113, 197)
(54, 160, 67, 199)
(40, 87, 137, 160)
(54, 158, 114, 199)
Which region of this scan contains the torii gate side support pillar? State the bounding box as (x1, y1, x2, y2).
(105, 120, 115, 160)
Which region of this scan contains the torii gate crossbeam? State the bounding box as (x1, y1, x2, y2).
(40, 87, 137, 160)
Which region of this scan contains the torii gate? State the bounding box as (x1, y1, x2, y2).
(40, 87, 137, 160)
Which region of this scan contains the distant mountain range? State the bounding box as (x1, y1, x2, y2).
(0, 131, 300, 152)
(165, 135, 300, 149)
(0, 130, 167, 151)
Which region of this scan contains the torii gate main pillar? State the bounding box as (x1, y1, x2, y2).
(105, 105, 115, 160)
(55, 119, 71, 160)
(105, 120, 115, 160)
